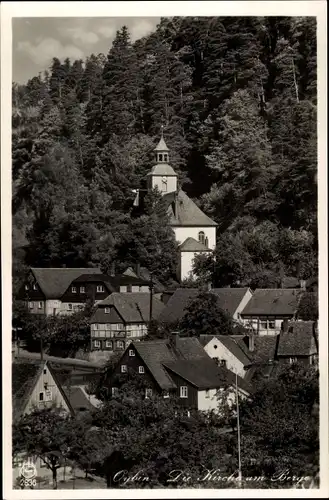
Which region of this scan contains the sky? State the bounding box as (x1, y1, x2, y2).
(12, 17, 160, 84)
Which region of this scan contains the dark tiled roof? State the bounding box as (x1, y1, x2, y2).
(277, 321, 317, 356)
(179, 237, 212, 252)
(241, 289, 303, 316)
(164, 359, 251, 394)
(93, 293, 164, 323)
(158, 288, 250, 324)
(162, 190, 217, 227)
(234, 336, 279, 364)
(63, 386, 95, 412)
(133, 337, 210, 390)
(31, 267, 102, 299)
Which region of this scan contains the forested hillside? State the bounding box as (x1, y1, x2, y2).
(12, 16, 317, 290)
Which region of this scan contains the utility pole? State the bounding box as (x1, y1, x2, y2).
(235, 371, 242, 485)
(149, 272, 154, 326)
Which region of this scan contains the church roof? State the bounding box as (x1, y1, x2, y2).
(154, 136, 169, 151)
(162, 190, 217, 227)
(179, 237, 212, 252)
(147, 163, 177, 176)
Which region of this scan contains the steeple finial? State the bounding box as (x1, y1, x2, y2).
(160, 124, 164, 139)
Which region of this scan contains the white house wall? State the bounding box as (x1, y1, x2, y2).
(173, 227, 216, 250)
(197, 389, 220, 412)
(204, 337, 246, 378)
(234, 289, 253, 321)
(242, 317, 289, 335)
(24, 364, 70, 415)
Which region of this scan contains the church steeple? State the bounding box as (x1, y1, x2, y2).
(154, 125, 170, 164)
(147, 128, 178, 195)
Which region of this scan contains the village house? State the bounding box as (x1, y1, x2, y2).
(158, 287, 253, 324)
(12, 359, 74, 422)
(142, 132, 218, 282)
(240, 288, 304, 335)
(18, 267, 151, 316)
(276, 320, 318, 366)
(90, 292, 164, 352)
(106, 336, 251, 412)
(198, 334, 253, 379)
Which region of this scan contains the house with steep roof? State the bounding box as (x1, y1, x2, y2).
(199, 335, 253, 379)
(240, 288, 304, 335)
(90, 292, 165, 352)
(144, 131, 217, 281)
(12, 360, 74, 423)
(106, 336, 251, 412)
(276, 321, 318, 366)
(18, 267, 102, 316)
(158, 287, 252, 324)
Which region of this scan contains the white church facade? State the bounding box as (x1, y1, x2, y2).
(146, 133, 217, 282)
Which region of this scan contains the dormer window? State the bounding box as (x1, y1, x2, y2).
(198, 231, 205, 245)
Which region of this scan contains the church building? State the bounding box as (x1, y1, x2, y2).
(146, 132, 217, 282)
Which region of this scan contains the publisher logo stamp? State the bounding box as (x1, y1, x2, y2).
(19, 458, 37, 488)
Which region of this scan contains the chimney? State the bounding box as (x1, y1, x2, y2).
(281, 319, 289, 334)
(248, 333, 255, 352)
(170, 331, 180, 349)
(135, 262, 141, 277)
(299, 279, 306, 290)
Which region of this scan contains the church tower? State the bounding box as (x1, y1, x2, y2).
(147, 127, 178, 195)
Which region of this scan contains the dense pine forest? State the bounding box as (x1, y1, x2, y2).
(12, 16, 317, 291)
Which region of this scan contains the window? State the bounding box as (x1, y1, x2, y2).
(43, 368, 47, 375)
(145, 388, 153, 399)
(158, 153, 163, 161)
(105, 307, 110, 314)
(289, 357, 298, 364)
(205, 236, 209, 248)
(260, 320, 268, 330)
(180, 386, 188, 398)
(39, 392, 44, 401)
(139, 366, 145, 374)
(117, 341, 125, 349)
(121, 365, 127, 373)
(198, 231, 205, 245)
(97, 285, 104, 293)
(268, 320, 275, 329)
(129, 349, 135, 357)
(127, 285, 132, 293)
(80, 286, 85, 293)
(205, 390, 210, 398)
(25, 284, 29, 291)
(38, 302, 43, 309)
(33, 284, 37, 290)
(164, 154, 168, 162)
(106, 340, 113, 349)
(68, 304, 73, 311)
(72, 286, 77, 293)
(45, 389, 52, 401)
(213, 344, 218, 350)
(163, 391, 170, 399)
(94, 340, 101, 348)
(111, 387, 118, 396)
(29, 302, 34, 309)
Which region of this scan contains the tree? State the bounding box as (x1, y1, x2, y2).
(296, 292, 318, 321)
(179, 291, 234, 336)
(13, 409, 74, 489)
(239, 364, 319, 486)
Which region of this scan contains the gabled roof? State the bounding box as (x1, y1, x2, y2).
(92, 293, 164, 324)
(158, 287, 251, 324)
(179, 237, 212, 252)
(12, 360, 74, 421)
(162, 190, 217, 227)
(147, 164, 177, 176)
(132, 337, 210, 390)
(30, 267, 102, 299)
(164, 359, 252, 394)
(209, 335, 252, 366)
(277, 321, 318, 356)
(234, 335, 279, 364)
(241, 289, 303, 317)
